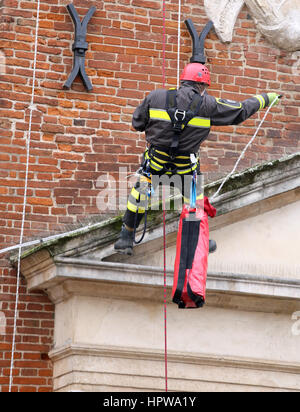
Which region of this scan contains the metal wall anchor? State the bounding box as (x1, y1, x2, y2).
(63, 3, 96, 91)
(185, 19, 214, 64)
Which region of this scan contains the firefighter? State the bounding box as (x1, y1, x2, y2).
(114, 62, 281, 256)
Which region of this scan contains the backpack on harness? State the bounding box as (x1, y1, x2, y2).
(172, 197, 216, 309)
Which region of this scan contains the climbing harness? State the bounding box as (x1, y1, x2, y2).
(132, 146, 199, 244)
(145, 146, 199, 175)
(165, 89, 204, 159)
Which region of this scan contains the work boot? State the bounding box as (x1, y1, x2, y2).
(209, 239, 217, 254)
(114, 224, 134, 256)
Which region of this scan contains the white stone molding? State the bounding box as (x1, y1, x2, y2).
(204, 0, 300, 51)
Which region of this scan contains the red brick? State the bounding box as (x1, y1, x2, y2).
(13, 377, 47, 385)
(19, 386, 37, 392)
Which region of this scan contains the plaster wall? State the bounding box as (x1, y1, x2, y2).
(51, 288, 300, 391)
(132, 200, 300, 278)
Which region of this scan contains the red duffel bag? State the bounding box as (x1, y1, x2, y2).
(172, 197, 216, 309)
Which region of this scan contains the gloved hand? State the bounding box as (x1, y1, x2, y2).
(267, 93, 281, 106)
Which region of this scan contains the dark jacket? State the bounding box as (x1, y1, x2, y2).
(132, 81, 270, 153)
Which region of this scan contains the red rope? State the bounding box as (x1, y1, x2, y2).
(162, 0, 168, 393)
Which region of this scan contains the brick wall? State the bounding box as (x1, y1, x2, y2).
(0, 0, 299, 392)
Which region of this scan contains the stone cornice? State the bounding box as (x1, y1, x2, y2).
(20, 253, 300, 313)
(49, 342, 300, 375)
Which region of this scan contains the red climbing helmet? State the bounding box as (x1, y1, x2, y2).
(180, 63, 211, 86)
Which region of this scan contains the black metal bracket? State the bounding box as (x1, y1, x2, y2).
(63, 3, 96, 92)
(185, 19, 214, 64)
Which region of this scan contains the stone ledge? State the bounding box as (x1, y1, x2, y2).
(19, 252, 300, 313)
(49, 343, 300, 392)
(49, 342, 300, 373)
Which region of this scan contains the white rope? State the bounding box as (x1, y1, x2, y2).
(9, 0, 41, 392)
(210, 96, 280, 202)
(176, 0, 181, 88)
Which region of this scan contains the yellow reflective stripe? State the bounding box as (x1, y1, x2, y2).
(187, 117, 210, 128)
(154, 151, 191, 161)
(177, 169, 191, 175)
(131, 187, 140, 200)
(255, 95, 263, 110)
(150, 109, 210, 129)
(183, 193, 204, 203)
(131, 187, 145, 201)
(149, 109, 171, 121)
(216, 98, 242, 109)
(174, 162, 191, 167)
(176, 163, 198, 175)
(175, 155, 190, 159)
(153, 155, 168, 164)
(255, 95, 265, 110)
(127, 200, 137, 213)
(149, 162, 162, 172)
(150, 159, 163, 170)
(151, 158, 197, 171)
(155, 149, 169, 157)
(127, 200, 145, 214)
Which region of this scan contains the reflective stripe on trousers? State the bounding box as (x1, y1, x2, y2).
(124, 149, 203, 228)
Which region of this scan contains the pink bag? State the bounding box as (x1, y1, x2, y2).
(172, 197, 216, 309)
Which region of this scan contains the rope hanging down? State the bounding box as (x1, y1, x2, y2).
(176, 0, 182, 88)
(210, 95, 281, 202)
(8, 0, 41, 392)
(162, 0, 168, 394)
(161, 0, 182, 393)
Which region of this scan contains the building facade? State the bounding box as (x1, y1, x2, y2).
(0, 0, 299, 392)
(16, 154, 300, 391)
